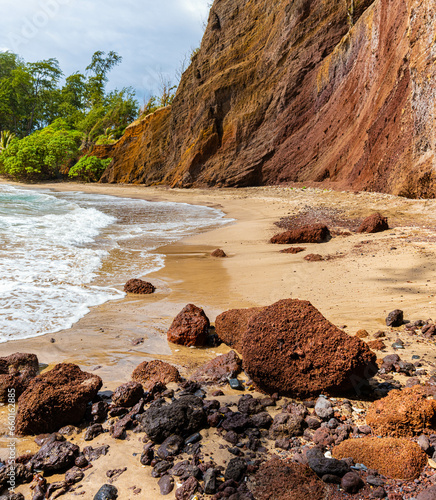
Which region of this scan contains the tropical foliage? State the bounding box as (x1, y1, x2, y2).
(0, 120, 82, 181)
(68, 155, 112, 182)
(0, 50, 139, 182)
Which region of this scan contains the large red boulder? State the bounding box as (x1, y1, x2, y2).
(242, 299, 377, 397)
(167, 304, 210, 346)
(0, 353, 39, 403)
(357, 213, 389, 233)
(16, 363, 102, 436)
(366, 386, 436, 437)
(270, 224, 330, 244)
(132, 360, 180, 391)
(215, 307, 263, 353)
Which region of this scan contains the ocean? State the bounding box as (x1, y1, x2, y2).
(0, 184, 229, 343)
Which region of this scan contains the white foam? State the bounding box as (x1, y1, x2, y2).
(0, 185, 232, 342)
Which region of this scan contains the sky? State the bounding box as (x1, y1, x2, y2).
(0, 0, 211, 104)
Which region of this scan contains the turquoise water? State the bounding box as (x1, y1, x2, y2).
(0, 185, 229, 343)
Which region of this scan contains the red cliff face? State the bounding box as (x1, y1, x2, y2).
(99, 0, 436, 197)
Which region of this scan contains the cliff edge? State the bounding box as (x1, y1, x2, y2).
(98, 0, 436, 197)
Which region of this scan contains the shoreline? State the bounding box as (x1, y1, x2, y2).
(1, 182, 436, 379)
(3, 181, 436, 498)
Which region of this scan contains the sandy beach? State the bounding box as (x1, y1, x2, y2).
(2, 181, 436, 498)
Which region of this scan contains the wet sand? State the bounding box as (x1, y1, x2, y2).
(2, 182, 436, 376)
(2, 182, 436, 498)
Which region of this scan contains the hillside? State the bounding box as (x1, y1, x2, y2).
(97, 0, 436, 197)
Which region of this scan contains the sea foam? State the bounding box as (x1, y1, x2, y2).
(0, 185, 230, 342)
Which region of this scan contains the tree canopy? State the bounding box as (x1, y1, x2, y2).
(0, 50, 138, 140)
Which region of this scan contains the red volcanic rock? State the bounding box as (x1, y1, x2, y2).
(124, 278, 155, 294)
(304, 253, 324, 262)
(333, 437, 427, 480)
(211, 248, 227, 257)
(358, 213, 389, 233)
(279, 247, 306, 254)
(215, 307, 263, 353)
(190, 350, 242, 384)
(242, 299, 377, 397)
(270, 224, 330, 244)
(167, 304, 210, 346)
(132, 360, 180, 392)
(0, 353, 39, 403)
(366, 386, 436, 437)
(16, 363, 102, 436)
(250, 456, 329, 500)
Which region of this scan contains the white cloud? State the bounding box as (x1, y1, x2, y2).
(0, 0, 211, 100)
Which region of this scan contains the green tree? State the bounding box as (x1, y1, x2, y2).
(26, 58, 63, 134)
(85, 50, 122, 107)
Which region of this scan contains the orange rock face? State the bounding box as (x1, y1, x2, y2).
(95, 0, 436, 197)
(366, 386, 436, 437)
(333, 437, 427, 480)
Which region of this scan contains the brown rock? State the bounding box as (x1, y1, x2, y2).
(123, 278, 155, 294)
(279, 247, 306, 254)
(366, 386, 436, 437)
(112, 381, 143, 407)
(190, 350, 242, 384)
(358, 213, 389, 233)
(366, 339, 386, 350)
(132, 360, 180, 392)
(167, 304, 210, 346)
(215, 307, 263, 352)
(332, 437, 427, 480)
(211, 248, 227, 257)
(242, 299, 377, 397)
(270, 224, 330, 244)
(355, 329, 369, 338)
(249, 456, 330, 500)
(304, 253, 324, 262)
(0, 353, 39, 403)
(16, 363, 102, 436)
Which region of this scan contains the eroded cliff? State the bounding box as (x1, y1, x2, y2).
(98, 0, 436, 197)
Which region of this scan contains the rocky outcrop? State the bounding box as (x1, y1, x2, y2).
(167, 304, 210, 347)
(96, 0, 436, 198)
(366, 387, 436, 437)
(16, 363, 102, 435)
(132, 360, 180, 391)
(241, 299, 377, 397)
(332, 437, 427, 480)
(0, 353, 39, 403)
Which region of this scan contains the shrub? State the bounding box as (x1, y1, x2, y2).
(0, 120, 82, 181)
(68, 155, 112, 182)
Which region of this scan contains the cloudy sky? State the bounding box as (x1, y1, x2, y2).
(0, 0, 211, 104)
